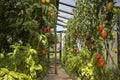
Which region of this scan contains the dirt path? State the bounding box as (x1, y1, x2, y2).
(43, 64, 73, 80)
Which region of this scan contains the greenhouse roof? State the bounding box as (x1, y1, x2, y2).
(56, 0, 120, 29)
(56, 0, 76, 27)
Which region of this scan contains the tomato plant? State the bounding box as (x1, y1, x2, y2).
(97, 24, 103, 32)
(0, 0, 57, 79)
(100, 29, 107, 39)
(62, 0, 120, 80)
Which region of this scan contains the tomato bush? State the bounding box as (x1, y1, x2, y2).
(62, 0, 120, 80)
(0, 0, 57, 79)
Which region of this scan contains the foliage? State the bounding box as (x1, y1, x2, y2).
(0, 68, 32, 80)
(0, 0, 57, 53)
(62, 49, 94, 79)
(0, 44, 49, 79)
(62, 48, 120, 80)
(62, 0, 119, 80)
(0, 0, 57, 79)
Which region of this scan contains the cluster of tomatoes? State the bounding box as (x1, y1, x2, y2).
(41, 0, 55, 18)
(97, 2, 114, 39)
(96, 2, 114, 39)
(95, 54, 104, 68)
(73, 34, 78, 41)
(42, 27, 51, 33)
(97, 24, 107, 39)
(93, 2, 114, 68)
(84, 36, 93, 50)
(72, 34, 79, 52)
(41, 27, 51, 55)
(40, 0, 56, 55)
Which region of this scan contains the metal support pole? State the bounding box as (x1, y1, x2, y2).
(117, 15, 120, 68)
(53, 0, 59, 74)
(54, 26, 57, 74)
(117, 32, 120, 68)
(59, 32, 62, 62)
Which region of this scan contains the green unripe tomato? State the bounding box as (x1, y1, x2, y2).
(112, 8, 118, 14)
(46, 0, 50, 3)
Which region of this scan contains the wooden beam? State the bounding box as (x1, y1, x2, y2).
(117, 15, 120, 68)
(56, 30, 66, 33)
(57, 23, 66, 27)
(57, 19, 67, 24)
(59, 9, 73, 15)
(58, 15, 69, 20)
(57, 20, 67, 25)
(54, 0, 59, 74)
(59, 1, 76, 8)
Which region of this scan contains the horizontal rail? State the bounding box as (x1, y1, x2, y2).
(59, 1, 76, 8)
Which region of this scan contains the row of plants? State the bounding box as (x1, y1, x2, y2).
(0, 0, 57, 79)
(62, 0, 120, 80)
(62, 48, 120, 80)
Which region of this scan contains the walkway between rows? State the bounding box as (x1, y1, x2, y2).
(43, 64, 74, 80)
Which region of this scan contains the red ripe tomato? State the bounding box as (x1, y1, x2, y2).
(47, 28, 51, 33)
(42, 28, 47, 33)
(41, 50, 46, 54)
(97, 24, 103, 32)
(100, 29, 107, 39)
(98, 59, 104, 68)
(95, 54, 101, 61)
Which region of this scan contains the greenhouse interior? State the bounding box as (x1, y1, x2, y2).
(0, 0, 120, 80)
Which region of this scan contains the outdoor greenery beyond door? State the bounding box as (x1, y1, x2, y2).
(62, 0, 120, 80)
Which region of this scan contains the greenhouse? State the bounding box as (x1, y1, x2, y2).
(0, 0, 120, 80)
